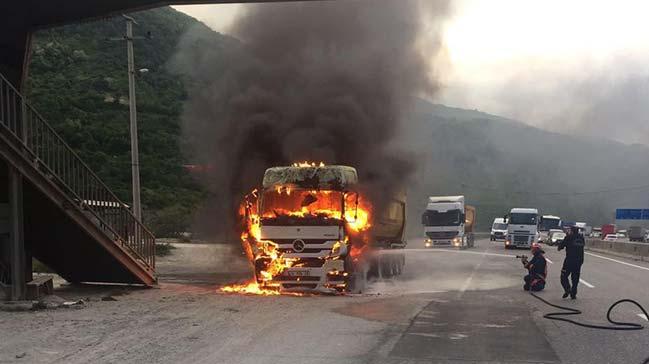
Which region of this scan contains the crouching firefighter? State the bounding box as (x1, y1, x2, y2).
(521, 243, 547, 292)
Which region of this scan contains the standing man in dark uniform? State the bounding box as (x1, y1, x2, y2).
(558, 225, 585, 299)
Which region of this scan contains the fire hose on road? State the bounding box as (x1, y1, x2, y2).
(528, 291, 647, 331)
(514, 253, 649, 363)
(528, 293, 649, 364)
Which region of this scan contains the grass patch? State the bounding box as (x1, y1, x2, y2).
(32, 259, 54, 273)
(156, 242, 177, 257)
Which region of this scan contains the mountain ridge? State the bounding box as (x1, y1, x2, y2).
(24, 6, 648, 236)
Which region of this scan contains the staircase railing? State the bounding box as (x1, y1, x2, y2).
(0, 73, 155, 270)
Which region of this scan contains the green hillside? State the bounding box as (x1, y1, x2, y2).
(24, 6, 649, 238)
(404, 99, 649, 234)
(25, 7, 231, 236)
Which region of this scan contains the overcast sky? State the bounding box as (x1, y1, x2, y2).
(174, 0, 649, 145)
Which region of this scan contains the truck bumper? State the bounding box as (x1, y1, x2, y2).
(425, 238, 463, 248)
(506, 236, 533, 248)
(270, 259, 347, 293)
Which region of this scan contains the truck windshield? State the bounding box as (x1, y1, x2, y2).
(540, 218, 561, 231)
(260, 188, 344, 225)
(510, 213, 537, 225)
(423, 209, 462, 226)
(492, 223, 507, 230)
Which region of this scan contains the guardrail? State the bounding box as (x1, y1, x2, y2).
(585, 239, 649, 260)
(0, 72, 155, 269)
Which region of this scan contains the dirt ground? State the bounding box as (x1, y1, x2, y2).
(3, 241, 649, 364)
(0, 243, 427, 364)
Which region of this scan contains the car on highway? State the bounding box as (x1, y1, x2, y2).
(545, 229, 565, 246)
(490, 218, 508, 241)
(604, 233, 628, 242)
(590, 230, 601, 238)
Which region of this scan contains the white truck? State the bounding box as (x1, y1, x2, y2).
(422, 195, 475, 248)
(539, 215, 561, 241)
(490, 217, 508, 241)
(505, 208, 539, 249)
(241, 165, 406, 294)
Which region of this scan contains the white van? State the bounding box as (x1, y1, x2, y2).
(490, 217, 508, 241)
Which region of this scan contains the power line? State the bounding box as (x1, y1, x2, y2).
(458, 182, 649, 197)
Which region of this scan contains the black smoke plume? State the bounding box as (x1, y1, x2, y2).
(174, 0, 449, 239)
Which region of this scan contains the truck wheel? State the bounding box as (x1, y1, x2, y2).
(367, 259, 379, 279)
(254, 258, 271, 283)
(347, 269, 366, 294)
(395, 259, 404, 276)
(345, 255, 366, 294)
(380, 257, 393, 278)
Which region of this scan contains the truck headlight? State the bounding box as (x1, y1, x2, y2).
(453, 237, 461, 246)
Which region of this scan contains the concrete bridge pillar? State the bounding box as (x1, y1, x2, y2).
(8, 166, 26, 300)
(0, 160, 26, 301)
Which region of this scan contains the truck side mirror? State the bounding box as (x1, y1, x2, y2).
(421, 213, 427, 225)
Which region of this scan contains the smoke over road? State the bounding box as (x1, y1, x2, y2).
(174, 0, 449, 238)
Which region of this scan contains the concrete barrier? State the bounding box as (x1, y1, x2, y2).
(585, 239, 649, 261)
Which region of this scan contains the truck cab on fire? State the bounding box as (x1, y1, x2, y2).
(240, 164, 406, 294)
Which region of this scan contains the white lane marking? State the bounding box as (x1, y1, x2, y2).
(639, 314, 648, 321)
(545, 257, 554, 264)
(579, 279, 595, 288)
(456, 254, 485, 300)
(585, 252, 649, 272)
(408, 332, 441, 338)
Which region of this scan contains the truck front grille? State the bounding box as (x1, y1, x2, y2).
(426, 231, 458, 239)
(514, 235, 529, 243)
(270, 238, 336, 257)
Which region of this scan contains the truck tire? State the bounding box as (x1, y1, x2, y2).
(368, 259, 379, 279)
(395, 256, 404, 276)
(345, 255, 367, 294)
(380, 256, 393, 278)
(254, 258, 271, 283)
(380, 263, 391, 278)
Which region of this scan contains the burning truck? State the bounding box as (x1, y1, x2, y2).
(235, 163, 406, 294)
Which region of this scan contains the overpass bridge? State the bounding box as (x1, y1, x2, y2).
(1, 0, 317, 300)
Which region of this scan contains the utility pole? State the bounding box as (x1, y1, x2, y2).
(125, 16, 141, 222)
(109, 15, 149, 221)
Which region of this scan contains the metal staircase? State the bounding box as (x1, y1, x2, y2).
(0, 72, 156, 287)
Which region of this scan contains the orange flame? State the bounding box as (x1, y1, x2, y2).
(292, 161, 326, 167)
(220, 173, 372, 295)
(220, 282, 280, 295)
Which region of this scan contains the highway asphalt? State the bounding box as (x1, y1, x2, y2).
(0, 239, 648, 364)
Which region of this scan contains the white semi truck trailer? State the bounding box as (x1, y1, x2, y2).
(422, 195, 476, 248)
(505, 208, 539, 249)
